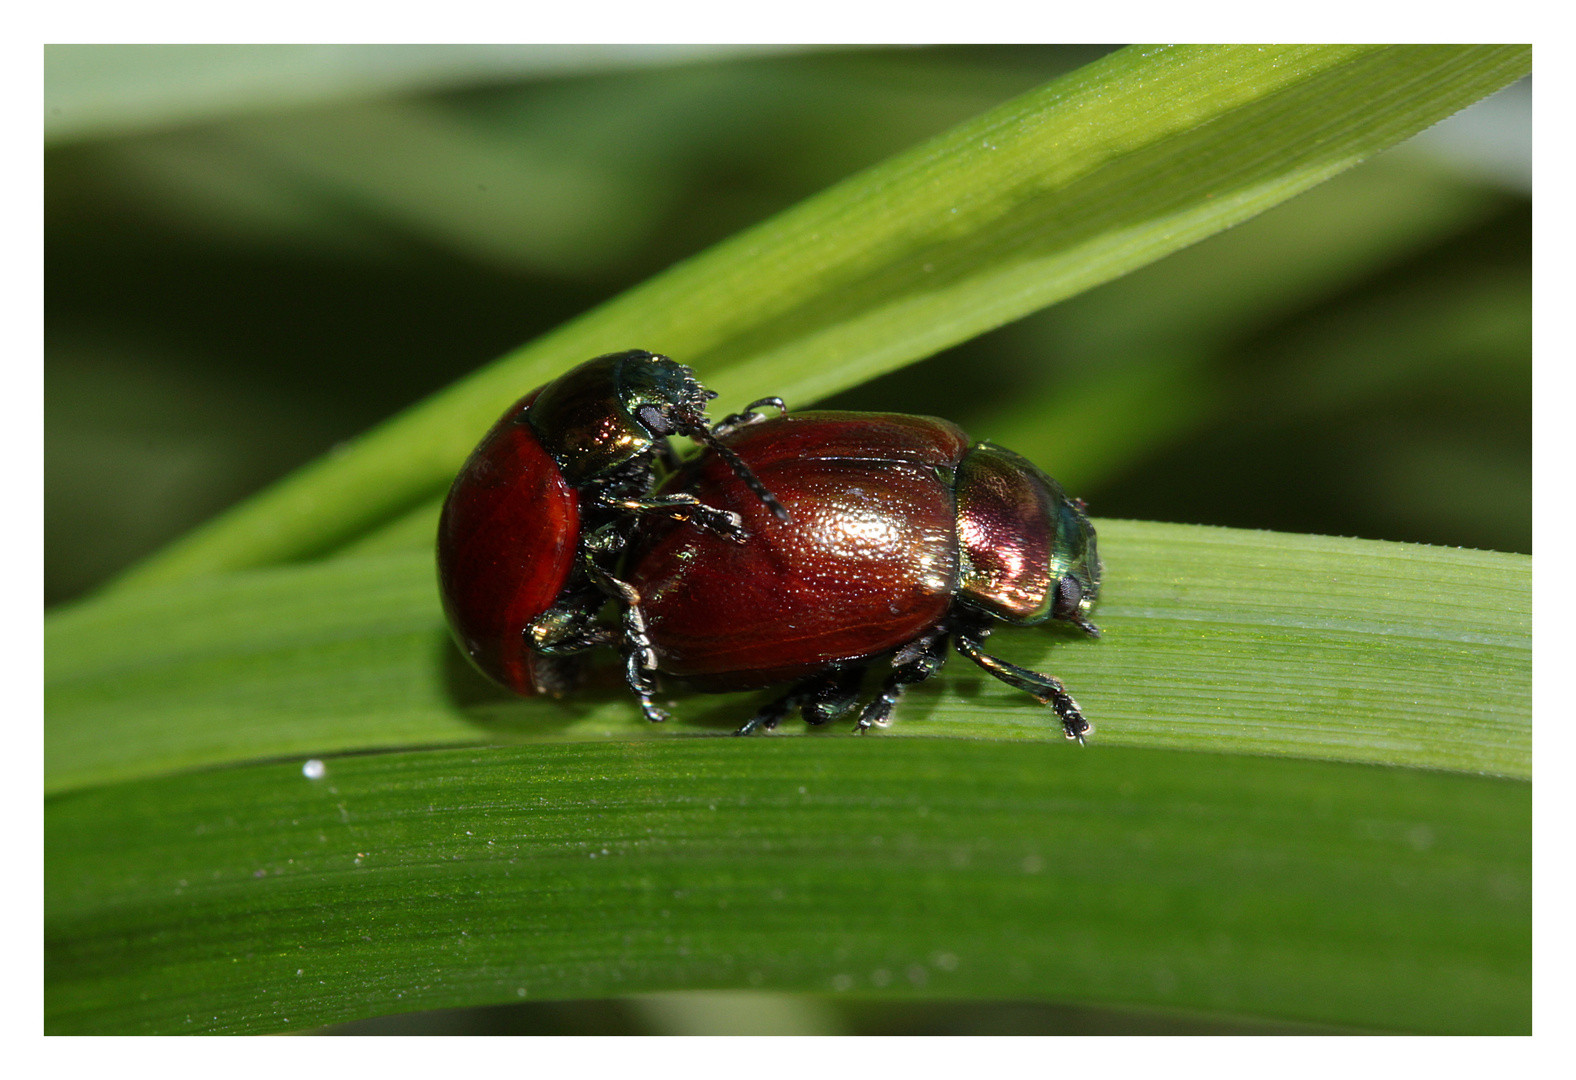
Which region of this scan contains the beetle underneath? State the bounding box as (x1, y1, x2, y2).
(626, 408, 1101, 739)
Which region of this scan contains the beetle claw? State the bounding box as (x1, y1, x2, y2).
(691, 507, 747, 541)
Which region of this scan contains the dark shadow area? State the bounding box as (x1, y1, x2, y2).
(438, 633, 622, 735)
(318, 995, 1356, 1035)
(1089, 204, 1531, 553)
(322, 998, 650, 1035)
(438, 627, 787, 737)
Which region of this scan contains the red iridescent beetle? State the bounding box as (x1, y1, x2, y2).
(625, 408, 1102, 738)
(436, 350, 783, 721)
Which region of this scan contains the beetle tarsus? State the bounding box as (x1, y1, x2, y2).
(737, 667, 864, 734)
(953, 628, 1090, 742)
(855, 630, 950, 732)
(736, 695, 792, 735)
(1072, 615, 1102, 638)
(581, 557, 672, 723)
(713, 397, 788, 438)
(690, 506, 748, 542)
(625, 646, 668, 723)
(602, 492, 747, 540)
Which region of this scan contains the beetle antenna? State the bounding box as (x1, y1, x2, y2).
(689, 424, 789, 521)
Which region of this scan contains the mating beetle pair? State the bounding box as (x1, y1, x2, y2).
(437, 350, 1101, 739)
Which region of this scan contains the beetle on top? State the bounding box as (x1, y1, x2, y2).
(436, 349, 784, 722)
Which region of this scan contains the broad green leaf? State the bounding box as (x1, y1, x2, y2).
(45, 740, 1531, 1035)
(46, 521, 1531, 796)
(106, 44, 1531, 591)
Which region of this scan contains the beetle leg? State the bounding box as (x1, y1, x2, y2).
(621, 647, 668, 725)
(525, 589, 620, 655)
(952, 628, 1091, 744)
(735, 690, 799, 736)
(734, 665, 864, 736)
(579, 526, 669, 723)
(855, 629, 950, 733)
(599, 493, 748, 543)
(802, 665, 867, 727)
(601, 580, 667, 724)
(604, 580, 666, 723)
(712, 397, 788, 438)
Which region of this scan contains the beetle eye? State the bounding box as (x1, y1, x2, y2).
(1052, 575, 1084, 619)
(636, 403, 677, 436)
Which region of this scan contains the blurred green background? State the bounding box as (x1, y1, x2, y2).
(44, 45, 1531, 1033)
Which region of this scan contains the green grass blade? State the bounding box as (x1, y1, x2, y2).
(44, 740, 1531, 1034)
(46, 521, 1531, 796)
(106, 44, 1530, 591)
(45, 44, 799, 144)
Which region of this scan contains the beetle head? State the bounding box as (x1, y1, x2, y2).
(619, 352, 717, 440)
(1051, 493, 1101, 636)
(622, 352, 788, 521)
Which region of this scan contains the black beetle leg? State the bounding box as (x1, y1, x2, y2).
(518, 587, 620, 698)
(523, 654, 583, 698)
(803, 665, 867, 728)
(603, 575, 666, 724)
(734, 675, 816, 736)
(601, 493, 747, 543)
(525, 587, 621, 655)
(952, 626, 1090, 743)
(855, 629, 950, 733)
(712, 397, 788, 439)
(580, 525, 668, 724)
(735, 687, 802, 736)
(735, 697, 791, 737)
(735, 665, 865, 736)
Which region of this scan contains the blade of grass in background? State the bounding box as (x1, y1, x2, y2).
(44, 44, 805, 144)
(50, 50, 1097, 285)
(47, 521, 1531, 796)
(103, 44, 1530, 591)
(933, 151, 1524, 493)
(335, 141, 1519, 554)
(45, 739, 1531, 1035)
